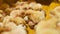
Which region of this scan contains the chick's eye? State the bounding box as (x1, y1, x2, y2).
(23, 8, 27, 10)
(22, 24, 25, 27)
(28, 7, 32, 9)
(22, 24, 27, 28)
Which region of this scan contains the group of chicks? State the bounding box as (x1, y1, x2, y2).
(0, 1, 60, 34)
(0, 1, 45, 34)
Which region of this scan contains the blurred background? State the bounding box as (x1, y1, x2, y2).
(0, 0, 60, 5)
